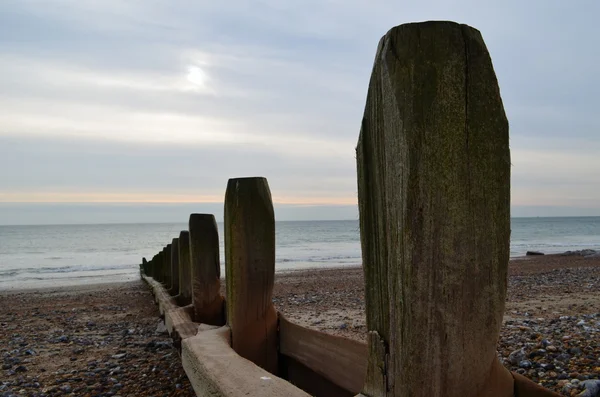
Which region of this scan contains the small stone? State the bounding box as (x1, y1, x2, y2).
(568, 347, 582, 355)
(556, 353, 572, 362)
(578, 380, 600, 397)
(529, 349, 546, 358)
(508, 348, 527, 365)
(519, 360, 532, 369)
(14, 365, 27, 373)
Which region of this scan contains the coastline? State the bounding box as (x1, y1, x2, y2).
(1, 252, 589, 294)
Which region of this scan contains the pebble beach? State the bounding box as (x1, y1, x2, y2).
(1, 253, 600, 396)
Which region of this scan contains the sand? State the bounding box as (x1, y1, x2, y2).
(1, 254, 599, 396)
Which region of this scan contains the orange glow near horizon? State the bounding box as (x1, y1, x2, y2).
(0, 191, 358, 206)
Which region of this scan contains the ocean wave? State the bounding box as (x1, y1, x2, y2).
(278, 255, 360, 264)
(0, 263, 137, 277)
(10, 271, 137, 282)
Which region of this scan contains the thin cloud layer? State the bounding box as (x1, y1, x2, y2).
(0, 0, 599, 223)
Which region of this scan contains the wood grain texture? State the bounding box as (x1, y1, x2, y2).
(356, 21, 510, 396)
(181, 326, 310, 397)
(178, 231, 193, 306)
(165, 304, 197, 348)
(189, 213, 225, 326)
(224, 177, 278, 375)
(279, 315, 367, 394)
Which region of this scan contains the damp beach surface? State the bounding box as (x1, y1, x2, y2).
(1, 254, 599, 396)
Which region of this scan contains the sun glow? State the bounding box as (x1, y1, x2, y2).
(186, 66, 207, 87)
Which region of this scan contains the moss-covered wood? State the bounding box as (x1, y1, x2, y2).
(178, 231, 193, 306)
(356, 21, 511, 397)
(224, 177, 278, 375)
(169, 238, 180, 297)
(189, 213, 224, 326)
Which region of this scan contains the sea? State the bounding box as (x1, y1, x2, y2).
(0, 217, 599, 291)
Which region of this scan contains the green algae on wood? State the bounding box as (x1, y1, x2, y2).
(189, 213, 224, 326)
(356, 21, 510, 397)
(224, 177, 278, 375)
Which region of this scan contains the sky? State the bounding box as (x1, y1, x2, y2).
(0, 0, 599, 225)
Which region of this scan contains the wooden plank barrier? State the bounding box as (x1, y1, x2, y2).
(279, 315, 367, 395)
(181, 327, 309, 397)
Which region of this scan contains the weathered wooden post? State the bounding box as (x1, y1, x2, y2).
(178, 231, 193, 306)
(164, 244, 172, 289)
(141, 257, 147, 276)
(169, 238, 180, 296)
(189, 214, 224, 325)
(154, 251, 161, 282)
(159, 250, 166, 283)
(224, 177, 278, 374)
(146, 255, 156, 278)
(356, 21, 512, 397)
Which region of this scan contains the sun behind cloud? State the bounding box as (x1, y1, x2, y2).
(186, 65, 208, 87)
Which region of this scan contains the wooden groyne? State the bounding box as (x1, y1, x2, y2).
(140, 21, 560, 397)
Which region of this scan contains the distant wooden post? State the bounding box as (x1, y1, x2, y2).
(154, 251, 161, 282)
(142, 257, 147, 275)
(159, 250, 166, 283)
(224, 177, 278, 374)
(178, 231, 193, 306)
(189, 214, 224, 325)
(149, 256, 155, 278)
(164, 244, 172, 289)
(170, 238, 180, 296)
(356, 22, 511, 397)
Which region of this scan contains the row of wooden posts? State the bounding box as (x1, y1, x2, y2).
(140, 21, 561, 397)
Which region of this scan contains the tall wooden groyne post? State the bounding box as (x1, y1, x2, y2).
(189, 213, 224, 326)
(357, 21, 511, 396)
(224, 177, 278, 374)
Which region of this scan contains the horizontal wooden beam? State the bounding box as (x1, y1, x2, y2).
(182, 326, 310, 397)
(279, 315, 367, 394)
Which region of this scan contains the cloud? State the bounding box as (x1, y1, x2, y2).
(0, 0, 599, 221)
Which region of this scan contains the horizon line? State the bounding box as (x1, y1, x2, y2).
(2, 215, 600, 227)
